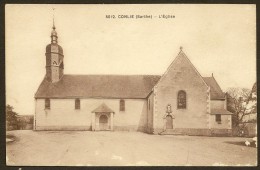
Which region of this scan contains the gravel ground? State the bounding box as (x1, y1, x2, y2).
(6, 130, 257, 166)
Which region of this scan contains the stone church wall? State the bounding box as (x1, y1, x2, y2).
(209, 100, 232, 136)
(153, 52, 209, 135)
(35, 98, 147, 131)
(211, 100, 225, 110)
(209, 114, 231, 129)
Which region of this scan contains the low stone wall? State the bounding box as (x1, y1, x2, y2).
(113, 125, 146, 132)
(153, 128, 232, 136)
(172, 128, 211, 136)
(153, 128, 164, 135)
(245, 123, 257, 137)
(146, 127, 154, 134)
(210, 129, 232, 137)
(232, 123, 257, 137)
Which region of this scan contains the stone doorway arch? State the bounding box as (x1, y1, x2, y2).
(91, 103, 115, 131)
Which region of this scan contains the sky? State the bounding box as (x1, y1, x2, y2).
(6, 4, 256, 115)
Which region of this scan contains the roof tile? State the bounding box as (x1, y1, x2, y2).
(203, 77, 225, 100)
(35, 74, 161, 99)
(35, 75, 225, 100)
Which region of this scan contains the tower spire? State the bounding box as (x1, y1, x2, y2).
(53, 15, 55, 30)
(45, 7, 64, 83)
(52, 8, 56, 30)
(51, 8, 58, 44)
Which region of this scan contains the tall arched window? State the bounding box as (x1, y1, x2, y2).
(177, 90, 186, 109)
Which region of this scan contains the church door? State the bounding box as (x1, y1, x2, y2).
(166, 115, 173, 129)
(99, 115, 108, 130)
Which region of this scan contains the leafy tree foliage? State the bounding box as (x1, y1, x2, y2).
(6, 105, 18, 130)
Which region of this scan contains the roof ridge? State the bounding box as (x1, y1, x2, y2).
(63, 74, 161, 76)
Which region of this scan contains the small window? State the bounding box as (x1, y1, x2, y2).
(120, 99, 125, 111)
(148, 99, 150, 110)
(45, 99, 50, 109)
(177, 90, 186, 109)
(75, 99, 80, 110)
(215, 114, 221, 123)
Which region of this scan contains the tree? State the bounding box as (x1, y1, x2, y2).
(250, 82, 257, 119)
(227, 88, 251, 127)
(6, 105, 18, 130)
(226, 87, 255, 127)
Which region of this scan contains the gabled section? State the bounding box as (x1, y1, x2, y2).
(92, 103, 114, 113)
(203, 76, 225, 100)
(155, 47, 209, 88)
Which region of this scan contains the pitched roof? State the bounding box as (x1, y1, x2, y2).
(35, 75, 225, 100)
(203, 77, 225, 100)
(210, 109, 233, 115)
(155, 50, 209, 89)
(92, 103, 114, 113)
(35, 74, 161, 99)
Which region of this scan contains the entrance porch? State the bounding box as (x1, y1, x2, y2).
(91, 103, 115, 131)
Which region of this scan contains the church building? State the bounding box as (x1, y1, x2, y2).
(34, 22, 233, 136)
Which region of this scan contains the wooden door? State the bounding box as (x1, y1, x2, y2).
(99, 115, 108, 130)
(166, 115, 173, 129)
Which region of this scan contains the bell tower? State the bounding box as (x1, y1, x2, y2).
(45, 18, 64, 83)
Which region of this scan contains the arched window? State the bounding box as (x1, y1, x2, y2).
(177, 90, 186, 109)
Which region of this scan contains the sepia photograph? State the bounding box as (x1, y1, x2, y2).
(5, 4, 257, 166)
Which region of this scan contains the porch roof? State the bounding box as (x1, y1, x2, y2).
(92, 103, 115, 113)
(210, 109, 233, 115)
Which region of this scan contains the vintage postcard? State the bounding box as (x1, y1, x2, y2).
(5, 4, 257, 166)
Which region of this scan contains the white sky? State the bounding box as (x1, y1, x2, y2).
(6, 4, 256, 115)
